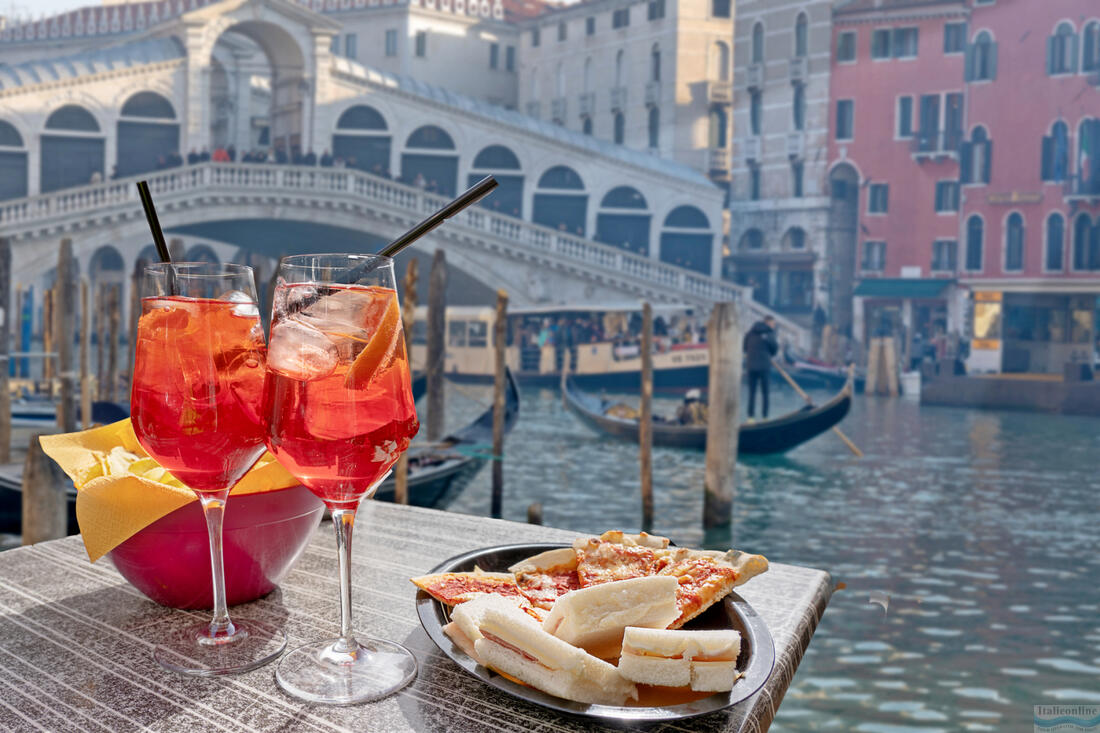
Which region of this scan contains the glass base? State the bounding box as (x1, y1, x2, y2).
(154, 619, 287, 676)
(275, 636, 417, 705)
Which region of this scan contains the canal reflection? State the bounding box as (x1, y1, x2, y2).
(428, 383, 1100, 730)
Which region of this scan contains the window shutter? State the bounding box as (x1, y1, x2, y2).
(989, 42, 998, 80)
(964, 44, 974, 81)
(1041, 135, 1054, 180)
(1070, 33, 1080, 74)
(983, 139, 993, 183)
(952, 182, 960, 210)
(959, 141, 973, 183)
(1046, 36, 1056, 75)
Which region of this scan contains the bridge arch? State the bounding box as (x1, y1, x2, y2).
(333, 104, 392, 174)
(0, 119, 28, 201)
(116, 91, 179, 177)
(402, 125, 459, 195)
(88, 245, 125, 289)
(660, 205, 713, 275)
(41, 104, 105, 193)
(595, 185, 650, 256)
(469, 144, 523, 217)
(533, 165, 588, 236)
(186, 244, 221, 265)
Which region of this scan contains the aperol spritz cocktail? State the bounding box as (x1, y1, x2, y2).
(262, 254, 419, 705)
(131, 263, 286, 676)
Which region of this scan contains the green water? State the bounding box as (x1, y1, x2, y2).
(432, 383, 1100, 731)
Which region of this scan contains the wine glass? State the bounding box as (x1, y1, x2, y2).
(262, 253, 419, 704)
(131, 262, 287, 675)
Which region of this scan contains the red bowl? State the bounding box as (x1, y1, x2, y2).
(107, 485, 324, 609)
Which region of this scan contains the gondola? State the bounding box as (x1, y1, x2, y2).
(372, 367, 521, 507)
(562, 374, 852, 455)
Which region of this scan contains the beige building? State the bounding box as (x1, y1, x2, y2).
(728, 0, 833, 327)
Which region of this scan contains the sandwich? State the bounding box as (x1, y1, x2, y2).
(541, 575, 680, 656)
(444, 593, 532, 661)
(467, 596, 638, 705)
(618, 627, 742, 692)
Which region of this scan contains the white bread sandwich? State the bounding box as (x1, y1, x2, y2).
(541, 575, 680, 656)
(444, 593, 537, 661)
(470, 598, 638, 705)
(618, 627, 742, 692)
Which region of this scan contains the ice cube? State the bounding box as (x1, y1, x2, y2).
(219, 289, 259, 318)
(276, 283, 318, 318)
(267, 316, 338, 380)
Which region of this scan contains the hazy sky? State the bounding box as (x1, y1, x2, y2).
(2, 0, 90, 18)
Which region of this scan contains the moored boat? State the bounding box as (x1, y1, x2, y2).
(561, 374, 852, 454)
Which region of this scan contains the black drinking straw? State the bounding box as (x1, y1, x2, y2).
(136, 180, 172, 263)
(377, 175, 498, 258)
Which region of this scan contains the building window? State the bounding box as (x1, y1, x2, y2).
(709, 105, 728, 148)
(506, 46, 516, 71)
(752, 22, 764, 64)
(944, 22, 967, 54)
(837, 31, 857, 62)
(1005, 212, 1025, 271)
(1046, 213, 1065, 271)
(415, 31, 427, 58)
(862, 241, 886, 272)
(965, 215, 984, 271)
(345, 34, 358, 60)
(967, 31, 997, 81)
(961, 126, 992, 184)
(583, 117, 593, 135)
(836, 99, 854, 140)
(1073, 213, 1092, 270)
(612, 8, 630, 29)
(791, 160, 804, 197)
(868, 183, 889, 214)
(558, 21, 567, 42)
(787, 227, 806, 249)
(385, 29, 398, 57)
(586, 16, 596, 35)
(712, 0, 731, 19)
(1041, 121, 1070, 182)
(935, 181, 959, 212)
(1047, 22, 1077, 75)
(871, 28, 891, 59)
(1084, 22, 1100, 72)
(932, 240, 957, 271)
(892, 27, 918, 59)
(614, 112, 625, 144)
(330, 35, 340, 55)
(651, 44, 661, 82)
(648, 107, 659, 149)
(897, 96, 913, 138)
(749, 163, 761, 200)
(750, 91, 762, 136)
(532, 27, 540, 47)
(793, 84, 805, 131)
(489, 43, 499, 69)
(647, 0, 665, 21)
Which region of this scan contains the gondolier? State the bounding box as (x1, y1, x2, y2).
(744, 316, 779, 419)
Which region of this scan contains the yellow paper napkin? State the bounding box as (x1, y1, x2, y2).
(39, 419, 298, 563)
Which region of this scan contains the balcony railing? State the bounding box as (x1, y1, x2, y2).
(645, 81, 661, 106)
(789, 57, 808, 84)
(1064, 173, 1100, 200)
(910, 129, 963, 159)
(740, 137, 762, 163)
(525, 101, 541, 119)
(610, 86, 627, 111)
(706, 80, 733, 105)
(550, 97, 567, 121)
(746, 63, 763, 90)
(578, 92, 595, 118)
(786, 132, 805, 159)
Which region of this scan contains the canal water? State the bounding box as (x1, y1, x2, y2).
(429, 381, 1100, 731)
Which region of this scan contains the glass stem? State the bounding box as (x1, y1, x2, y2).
(331, 508, 359, 655)
(198, 489, 236, 639)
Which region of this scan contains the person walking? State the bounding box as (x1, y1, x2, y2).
(743, 315, 779, 420)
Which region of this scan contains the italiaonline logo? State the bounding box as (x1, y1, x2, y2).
(1035, 705, 1100, 731)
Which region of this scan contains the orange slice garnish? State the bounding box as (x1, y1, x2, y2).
(344, 290, 402, 389)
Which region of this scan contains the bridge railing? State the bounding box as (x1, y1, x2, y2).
(1, 162, 805, 345)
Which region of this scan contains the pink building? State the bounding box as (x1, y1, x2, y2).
(826, 0, 1100, 374)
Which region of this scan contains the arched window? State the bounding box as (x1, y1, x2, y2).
(615, 50, 625, 86)
(739, 229, 764, 250)
(1084, 21, 1100, 72)
(1073, 212, 1092, 270)
(965, 215, 984, 271)
(1041, 121, 1070, 182)
(186, 245, 220, 265)
(962, 126, 992, 185)
(1004, 212, 1025, 271)
(469, 145, 523, 217)
(116, 91, 179, 178)
(648, 107, 659, 149)
(970, 31, 997, 81)
(334, 105, 391, 174)
(1076, 118, 1100, 195)
(1047, 22, 1078, 75)
(89, 245, 125, 286)
(794, 13, 808, 58)
(614, 112, 625, 144)
(402, 125, 457, 195)
(793, 84, 805, 131)
(1046, 212, 1065, 271)
(713, 41, 731, 81)
(583, 117, 593, 135)
(783, 227, 806, 250)
(752, 22, 764, 64)
(661, 206, 713, 274)
(583, 57, 592, 91)
(41, 104, 104, 193)
(596, 186, 650, 256)
(650, 44, 661, 82)
(533, 166, 587, 236)
(750, 91, 762, 136)
(0, 119, 28, 201)
(708, 106, 728, 149)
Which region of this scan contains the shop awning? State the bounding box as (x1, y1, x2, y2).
(853, 278, 954, 299)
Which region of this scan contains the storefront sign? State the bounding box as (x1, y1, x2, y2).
(973, 291, 1002, 302)
(987, 191, 1043, 205)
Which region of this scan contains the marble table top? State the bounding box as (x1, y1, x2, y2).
(0, 503, 832, 732)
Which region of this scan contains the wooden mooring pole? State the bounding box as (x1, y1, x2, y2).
(0, 237, 11, 464)
(42, 288, 54, 384)
(394, 258, 418, 506)
(107, 285, 120, 402)
(80, 278, 92, 429)
(639, 302, 654, 533)
(55, 239, 77, 433)
(703, 302, 741, 529)
(96, 285, 106, 399)
(22, 435, 66, 544)
(491, 289, 508, 519)
(169, 238, 186, 264)
(426, 249, 447, 442)
(128, 257, 146, 390)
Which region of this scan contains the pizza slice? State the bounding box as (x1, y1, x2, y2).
(410, 568, 522, 605)
(508, 547, 581, 610)
(659, 548, 769, 629)
(572, 530, 673, 588)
